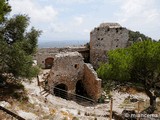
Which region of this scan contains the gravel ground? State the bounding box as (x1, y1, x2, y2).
(0, 70, 159, 120)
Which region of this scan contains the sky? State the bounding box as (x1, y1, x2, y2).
(9, 0, 160, 42)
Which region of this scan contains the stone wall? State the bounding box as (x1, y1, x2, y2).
(37, 53, 56, 68)
(47, 52, 84, 94)
(90, 23, 129, 69)
(47, 52, 102, 101)
(37, 47, 89, 68)
(83, 63, 102, 101)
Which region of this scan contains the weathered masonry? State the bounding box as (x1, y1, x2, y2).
(36, 47, 89, 69)
(90, 23, 129, 69)
(47, 52, 101, 101)
(36, 22, 131, 101)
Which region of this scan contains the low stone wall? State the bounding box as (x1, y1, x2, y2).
(84, 63, 102, 101)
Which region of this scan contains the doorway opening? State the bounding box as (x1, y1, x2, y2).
(76, 80, 87, 97)
(45, 57, 54, 69)
(54, 84, 68, 99)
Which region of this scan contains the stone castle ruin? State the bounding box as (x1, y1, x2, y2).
(36, 47, 89, 69)
(36, 23, 131, 102)
(47, 52, 101, 101)
(90, 23, 129, 69)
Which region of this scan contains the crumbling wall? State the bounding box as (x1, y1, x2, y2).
(47, 52, 102, 101)
(84, 63, 102, 101)
(37, 53, 55, 68)
(47, 52, 84, 95)
(37, 47, 89, 68)
(90, 23, 129, 69)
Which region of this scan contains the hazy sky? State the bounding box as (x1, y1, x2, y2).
(10, 0, 160, 42)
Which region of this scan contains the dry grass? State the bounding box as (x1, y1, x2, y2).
(0, 111, 6, 120)
(50, 109, 56, 115)
(118, 86, 160, 115)
(0, 110, 17, 120)
(0, 81, 28, 102)
(60, 110, 74, 119)
(155, 101, 160, 114)
(119, 86, 145, 94)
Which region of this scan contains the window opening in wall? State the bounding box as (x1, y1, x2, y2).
(75, 64, 79, 69)
(119, 27, 122, 30)
(115, 39, 119, 42)
(116, 28, 118, 33)
(116, 45, 118, 47)
(54, 84, 68, 99)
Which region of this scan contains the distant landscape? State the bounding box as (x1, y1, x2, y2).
(38, 40, 89, 48)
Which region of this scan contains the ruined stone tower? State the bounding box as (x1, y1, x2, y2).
(90, 23, 129, 69)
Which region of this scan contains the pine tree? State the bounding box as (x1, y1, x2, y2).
(0, 0, 41, 81)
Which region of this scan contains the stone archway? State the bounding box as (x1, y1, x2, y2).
(45, 57, 54, 69)
(76, 80, 87, 97)
(54, 83, 68, 99)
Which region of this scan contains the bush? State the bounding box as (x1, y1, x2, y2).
(98, 95, 105, 103)
(72, 117, 79, 120)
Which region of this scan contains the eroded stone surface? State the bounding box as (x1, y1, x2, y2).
(36, 22, 131, 101)
(48, 52, 84, 93)
(47, 52, 101, 101)
(90, 22, 129, 69)
(84, 63, 102, 101)
(36, 47, 89, 69)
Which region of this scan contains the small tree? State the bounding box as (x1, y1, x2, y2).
(97, 40, 160, 112)
(129, 30, 152, 42)
(0, 0, 11, 23)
